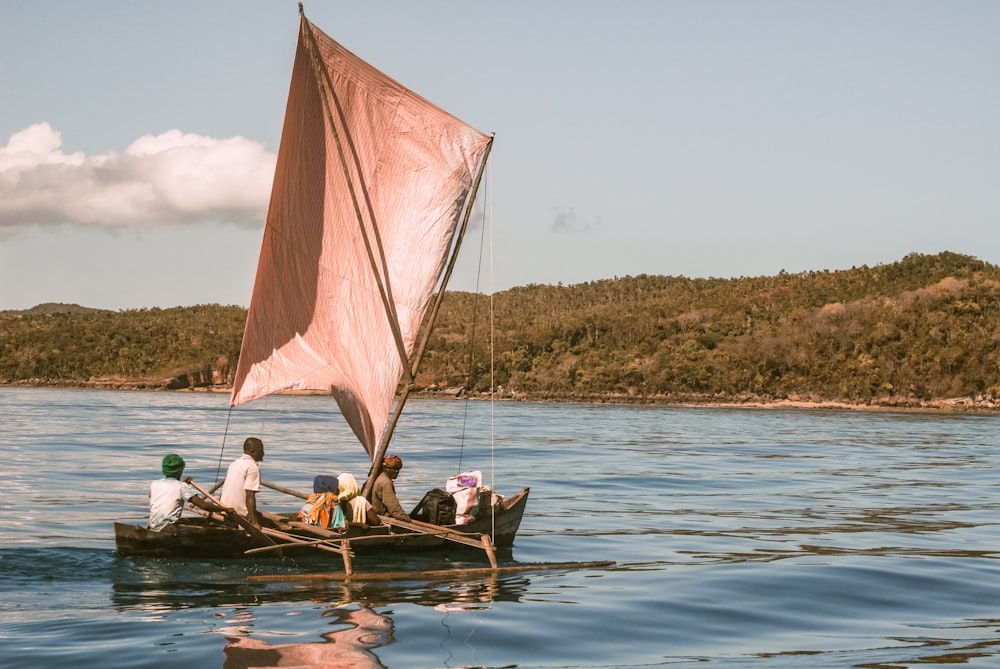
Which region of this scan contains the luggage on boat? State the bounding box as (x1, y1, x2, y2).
(446, 470, 484, 525)
(410, 488, 457, 526)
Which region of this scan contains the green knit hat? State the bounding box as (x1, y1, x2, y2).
(162, 453, 185, 479)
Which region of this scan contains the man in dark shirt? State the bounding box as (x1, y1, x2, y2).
(370, 454, 410, 521)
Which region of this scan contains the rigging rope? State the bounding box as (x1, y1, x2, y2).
(487, 159, 496, 541)
(216, 396, 281, 487)
(215, 407, 236, 486)
(456, 158, 496, 540)
(457, 168, 490, 473)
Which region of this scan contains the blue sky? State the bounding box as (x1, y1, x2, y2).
(1, 1, 998, 311)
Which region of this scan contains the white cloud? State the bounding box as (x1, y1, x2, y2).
(0, 123, 275, 232)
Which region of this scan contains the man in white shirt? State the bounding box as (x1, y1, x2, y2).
(148, 453, 222, 530)
(220, 437, 265, 528)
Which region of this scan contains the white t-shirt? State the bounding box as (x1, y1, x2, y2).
(220, 453, 261, 515)
(148, 477, 197, 531)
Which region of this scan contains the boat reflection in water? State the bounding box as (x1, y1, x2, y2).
(111, 558, 525, 667)
(220, 575, 505, 669)
(225, 576, 510, 669)
(222, 603, 392, 669)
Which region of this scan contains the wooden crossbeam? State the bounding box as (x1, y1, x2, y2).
(380, 515, 497, 568)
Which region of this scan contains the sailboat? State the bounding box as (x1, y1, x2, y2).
(115, 6, 528, 567)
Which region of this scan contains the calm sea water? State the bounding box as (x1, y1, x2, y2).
(2, 387, 1000, 668)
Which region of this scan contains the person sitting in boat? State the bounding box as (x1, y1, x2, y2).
(337, 472, 376, 527)
(370, 455, 410, 522)
(298, 475, 346, 531)
(148, 453, 223, 531)
(220, 437, 265, 529)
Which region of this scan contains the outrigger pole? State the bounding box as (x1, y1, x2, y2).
(249, 561, 616, 583)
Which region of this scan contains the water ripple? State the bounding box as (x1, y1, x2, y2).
(4, 389, 1000, 668)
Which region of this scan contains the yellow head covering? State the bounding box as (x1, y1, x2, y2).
(337, 472, 369, 524)
(337, 472, 359, 500)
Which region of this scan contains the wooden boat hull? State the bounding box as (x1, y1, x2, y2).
(115, 487, 529, 559)
(114, 517, 259, 558)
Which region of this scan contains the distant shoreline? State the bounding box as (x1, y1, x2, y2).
(3, 380, 997, 414)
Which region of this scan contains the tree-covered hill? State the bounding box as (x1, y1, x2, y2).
(3, 252, 999, 408)
(0, 305, 246, 389)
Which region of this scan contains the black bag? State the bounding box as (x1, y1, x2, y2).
(410, 488, 457, 526)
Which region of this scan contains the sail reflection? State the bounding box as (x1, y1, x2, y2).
(218, 577, 508, 669)
(222, 603, 391, 669)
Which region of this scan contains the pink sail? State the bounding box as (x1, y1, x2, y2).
(230, 16, 491, 459)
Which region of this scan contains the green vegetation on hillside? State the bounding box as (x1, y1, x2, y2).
(0, 305, 245, 388)
(3, 252, 999, 407)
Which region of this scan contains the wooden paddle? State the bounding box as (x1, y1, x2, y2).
(261, 479, 310, 500)
(187, 479, 276, 547)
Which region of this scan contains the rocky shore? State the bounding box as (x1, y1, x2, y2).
(4, 377, 998, 413)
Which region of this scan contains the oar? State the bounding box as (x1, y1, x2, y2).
(187, 479, 276, 547)
(261, 479, 310, 500)
(257, 510, 360, 548)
